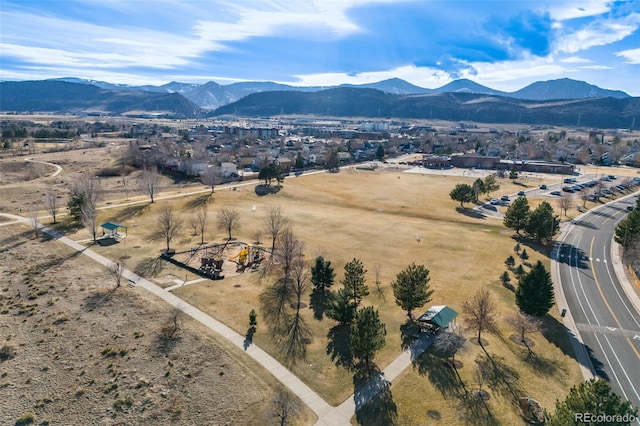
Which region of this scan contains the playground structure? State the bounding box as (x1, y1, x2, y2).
(163, 241, 268, 280)
(228, 245, 265, 272)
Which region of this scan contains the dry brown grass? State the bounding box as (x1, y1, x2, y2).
(2, 146, 587, 422)
(145, 169, 582, 417)
(0, 223, 314, 425)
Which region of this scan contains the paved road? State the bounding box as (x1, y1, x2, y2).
(554, 195, 640, 419)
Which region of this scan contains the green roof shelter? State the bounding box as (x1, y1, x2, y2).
(418, 305, 458, 330)
(100, 221, 127, 238)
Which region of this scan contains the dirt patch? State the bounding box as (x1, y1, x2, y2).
(0, 224, 313, 425)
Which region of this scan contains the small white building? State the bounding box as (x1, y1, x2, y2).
(220, 162, 238, 178)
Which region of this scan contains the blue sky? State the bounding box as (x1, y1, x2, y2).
(1, 0, 639, 95)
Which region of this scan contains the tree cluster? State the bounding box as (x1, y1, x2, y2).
(259, 163, 285, 186)
(449, 175, 501, 207)
(503, 198, 559, 242)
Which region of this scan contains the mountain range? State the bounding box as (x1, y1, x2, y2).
(0, 78, 637, 129)
(44, 76, 630, 109)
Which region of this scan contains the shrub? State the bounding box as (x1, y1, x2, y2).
(0, 345, 16, 361)
(15, 412, 35, 425)
(113, 395, 134, 410)
(101, 347, 117, 357)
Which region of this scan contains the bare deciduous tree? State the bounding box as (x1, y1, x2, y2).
(217, 208, 240, 240)
(506, 311, 543, 357)
(196, 203, 208, 245)
(373, 262, 385, 300)
(558, 191, 576, 216)
(139, 166, 160, 203)
(160, 307, 183, 341)
(269, 388, 300, 426)
(73, 172, 103, 208)
(108, 260, 126, 288)
(201, 166, 220, 195)
(250, 228, 264, 245)
(29, 204, 40, 237)
(156, 204, 183, 252)
(280, 259, 312, 362)
(44, 188, 59, 224)
(462, 288, 499, 349)
(264, 206, 289, 255)
(273, 228, 303, 286)
(80, 202, 98, 243)
(433, 328, 467, 380)
(189, 216, 199, 236)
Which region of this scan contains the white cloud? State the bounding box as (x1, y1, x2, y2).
(560, 56, 592, 63)
(579, 65, 613, 70)
(615, 48, 640, 64)
(193, 0, 386, 44)
(286, 65, 451, 88)
(555, 13, 640, 54)
(547, 0, 611, 21)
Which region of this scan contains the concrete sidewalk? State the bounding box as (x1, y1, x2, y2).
(0, 214, 334, 421)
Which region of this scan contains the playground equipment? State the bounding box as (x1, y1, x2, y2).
(200, 257, 224, 279)
(230, 245, 264, 272)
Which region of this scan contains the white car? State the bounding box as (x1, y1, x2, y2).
(490, 198, 499, 205)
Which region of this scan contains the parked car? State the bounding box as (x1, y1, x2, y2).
(550, 190, 562, 195)
(517, 190, 526, 196)
(627, 206, 635, 211)
(540, 184, 547, 190)
(562, 186, 574, 192)
(500, 195, 510, 201)
(490, 198, 499, 205)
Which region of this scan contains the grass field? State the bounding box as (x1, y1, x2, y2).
(60, 167, 585, 421)
(4, 145, 604, 423)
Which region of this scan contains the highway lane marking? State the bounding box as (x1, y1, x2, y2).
(565, 233, 638, 405)
(589, 237, 640, 361)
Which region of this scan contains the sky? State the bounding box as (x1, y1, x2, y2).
(1, 0, 639, 95)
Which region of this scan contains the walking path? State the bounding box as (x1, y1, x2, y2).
(26, 157, 63, 177)
(0, 212, 436, 425)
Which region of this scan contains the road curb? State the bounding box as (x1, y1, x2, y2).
(551, 223, 596, 380)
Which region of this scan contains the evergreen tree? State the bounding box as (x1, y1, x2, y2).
(503, 196, 530, 235)
(516, 261, 555, 317)
(546, 379, 638, 426)
(509, 166, 519, 182)
(472, 178, 486, 201)
(500, 271, 511, 285)
(376, 145, 385, 159)
(391, 263, 434, 320)
(520, 249, 529, 261)
(311, 256, 336, 292)
(514, 264, 526, 279)
(350, 306, 386, 368)
(295, 152, 305, 169)
(505, 255, 516, 269)
(525, 201, 560, 242)
(67, 192, 87, 222)
(449, 183, 475, 207)
(483, 175, 500, 197)
(614, 210, 640, 248)
(325, 288, 356, 325)
(341, 258, 369, 309)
